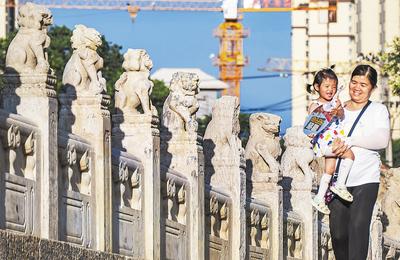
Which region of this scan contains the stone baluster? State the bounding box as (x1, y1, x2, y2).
(59, 24, 112, 251)
(1, 2, 58, 240)
(160, 71, 205, 260)
(111, 48, 160, 259)
(204, 96, 246, 260)
(281, 126, 317, 260)
(245, 112, 283, 259)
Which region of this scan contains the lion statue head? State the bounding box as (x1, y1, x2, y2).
(71, 24, 102, 51)
(17, 2, 53, 30)
(249, 113, 281, 137)
(122, 49, 153, 72)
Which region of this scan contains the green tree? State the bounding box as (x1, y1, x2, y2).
(0, 31, 16, 74)
(0, 25, 124, 95)
(380, 37, 400, 95)
(150, 79, 170, 116)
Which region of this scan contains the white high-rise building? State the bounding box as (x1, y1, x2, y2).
(291, 0, 400, 140)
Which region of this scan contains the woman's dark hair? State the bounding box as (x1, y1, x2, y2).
(306, 66, 338, 93)
(351, 64, 378, 87)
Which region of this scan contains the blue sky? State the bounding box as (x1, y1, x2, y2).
(51, 9, 292, 132)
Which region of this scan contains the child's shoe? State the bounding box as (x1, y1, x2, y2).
(330, 185, 353, 202)
(311, 197, 330, 215)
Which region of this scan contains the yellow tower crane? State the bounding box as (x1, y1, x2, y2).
(8, 0, 337, 98)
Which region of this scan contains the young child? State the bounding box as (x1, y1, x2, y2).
(305, 68, 354, 215)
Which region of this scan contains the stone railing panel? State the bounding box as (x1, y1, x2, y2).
(111, 149, 144, 258)
(161, 167, 189, 260)
(205, 187, 231, 260)
(0, 112, 40, 236)
(58, 132, 93, 248)
(284, 212, 304, 260)
(246, 200, 272, 259)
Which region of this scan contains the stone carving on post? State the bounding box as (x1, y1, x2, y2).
(62, 24, 106, 95)
(161, 72, 199, 137)
(204, 96, 245, 260)
(112, 48, 160, 259)
(245, 113, 281, 179)
(160, 71, 204, 260)
(114, 49, 157, 115)
(281, 126, 317, 260)
(1, 2, 59, 240)
(245, 112, 283, 259)
(59, 24, 112, 251)
(281, 126, 314, 189)
(5, 2, 52, 74)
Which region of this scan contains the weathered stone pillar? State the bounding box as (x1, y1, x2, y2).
(58, 24, 112, 251)
(204, 96, 246, 260)
(245, 112, 283, 260)
(112, 49, 160, 259)
(1, 3, 58, 240)
(2, 74, 59, 240)
(160, 72, 205, 260)
(281, 126, 318, 260)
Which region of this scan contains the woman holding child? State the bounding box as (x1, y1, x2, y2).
(328, 65, 389, 260)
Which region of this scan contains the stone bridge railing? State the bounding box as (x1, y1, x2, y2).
(0, 2, 399, 260)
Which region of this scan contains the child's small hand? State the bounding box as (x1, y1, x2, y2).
(307, 133, 315, 139)
(331, 99, 344, 119)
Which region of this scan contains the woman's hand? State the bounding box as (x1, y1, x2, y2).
(332, 138, 348, 157)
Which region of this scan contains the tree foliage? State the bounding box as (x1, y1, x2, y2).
(150, 79, 170, 116)
(0, 25, 124, 95)
(380, 37, 400, 95)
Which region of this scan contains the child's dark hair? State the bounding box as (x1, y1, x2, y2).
(306, 66, 338, 93)
(351, 64, 378, 87)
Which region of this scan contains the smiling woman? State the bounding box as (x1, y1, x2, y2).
(328, 64, 390, 260)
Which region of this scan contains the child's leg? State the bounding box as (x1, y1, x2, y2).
(315, 157, 336, 202)
(335, 148, 355, 187)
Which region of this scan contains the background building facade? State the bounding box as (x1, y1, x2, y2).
(291, 0, 400, 141)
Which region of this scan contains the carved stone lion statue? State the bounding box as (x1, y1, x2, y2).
(245, 113, 282, 180)
(161, 72, 200, 134)
(62, 24, 106, 95)
(5, 2, 53, 74)
(280, 126, 315, 187)
(378, 167, 400, 239)
(114, 49, 156, 115)
(204, 96, 242, 162)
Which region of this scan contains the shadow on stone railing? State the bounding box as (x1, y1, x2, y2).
(246, 199, 272, 259)
(111, 149, 144, 257)
(161, 166, 189, 259)
(0, 111, 39, 236)
(205, 186, 231, 260)
(58, 132, 92, 247)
